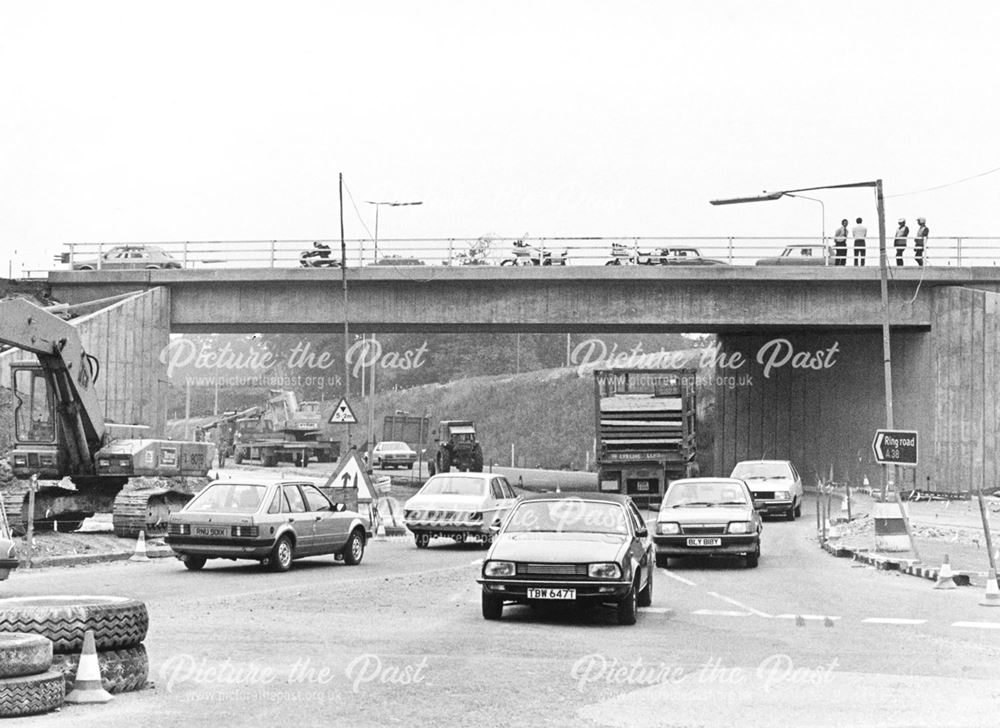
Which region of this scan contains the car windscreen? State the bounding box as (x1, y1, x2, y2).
(381, 442, 409, 450)
(186, 483, 267, 513)
(418, 477, 487, 497)
(504, 500, 628, 535)
(662, 481, 749, 509)
(730, 462, 792, 480)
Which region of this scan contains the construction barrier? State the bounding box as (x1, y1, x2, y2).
(873, 501, 912, 552)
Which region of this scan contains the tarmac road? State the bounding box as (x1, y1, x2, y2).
(4, 492, 998, 728)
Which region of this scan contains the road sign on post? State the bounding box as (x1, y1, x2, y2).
(871, 429, 918, 466)
(329, 398, 358, 424)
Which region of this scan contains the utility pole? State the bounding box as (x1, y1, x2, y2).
(340, 173, 350, 445)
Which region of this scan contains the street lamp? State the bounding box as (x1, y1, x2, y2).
(783, 193, 825, 250)
(364, 200, 423, 262)
(361, 199, 422, 466)
(711, 180, 920, 560)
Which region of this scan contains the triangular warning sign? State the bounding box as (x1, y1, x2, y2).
(328, 397, 357, 424)
(323, 451, 374, 502)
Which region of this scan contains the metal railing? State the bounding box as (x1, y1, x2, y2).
(50, 236, 1000, 271)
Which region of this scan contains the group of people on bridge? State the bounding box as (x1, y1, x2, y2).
(831, 217, 929, 267)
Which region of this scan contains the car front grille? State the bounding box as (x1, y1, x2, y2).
(680, 524, 727, 536)
(751, 491, 775, 499)
(516, 563, 588, 577)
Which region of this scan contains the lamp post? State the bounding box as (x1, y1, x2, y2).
(711, 180, 920, 561)
(783, 193, 825, 251)
(364, 200, 423, 263)
(361, 199, 422, 466)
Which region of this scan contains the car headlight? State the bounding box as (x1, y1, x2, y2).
(727, 521, 752, 534)
(588, 563, 622, 579)
(483, 561, 515, 577)
(775, 491, 790, 500)
(657, 522, 680, 535)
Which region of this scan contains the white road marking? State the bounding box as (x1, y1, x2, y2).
(692, 609, 751, 617)
(775, 614, 841, 621)
(638, 607, 672, 614)
(862, 618, 927, 625)
(952, 621, 1000, 630)
(469, 558, 484, 565)
(707, 591, 772, 618)
(660, 570, 697, 586)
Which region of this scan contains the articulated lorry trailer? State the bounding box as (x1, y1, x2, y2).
(594, 369, 698, 508)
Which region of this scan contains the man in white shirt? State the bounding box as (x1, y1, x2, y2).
(851, 217, 867, 267)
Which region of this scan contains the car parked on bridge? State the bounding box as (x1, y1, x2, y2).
(372, 440, 418, 469)
(755, 244, 831, 266)
(730, 459, 803, 520)
(374, 255, 425, 266)
(68, 244, 183, 271)
(403, 471, 518, 548)
(653, 477, 762, 568)
(648, 246, 729, 266)
(165, 478, 370, 572)
(477, 492, 654, 624)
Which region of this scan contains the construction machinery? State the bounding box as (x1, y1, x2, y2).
(0, 297, 214, 537)
(381, 413, 430, 455)
(263, 391, 338, 462)
(427, 420, 484, 475)
(594, 369, 699, 509)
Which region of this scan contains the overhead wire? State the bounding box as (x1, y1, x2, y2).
(886, 165, 1000, 198)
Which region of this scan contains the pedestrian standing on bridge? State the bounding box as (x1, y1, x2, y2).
(914, 217, 929, 266)
(833, 219, 849, 266)
(894, 218, 909, 266)
(851, 217, 867, 266)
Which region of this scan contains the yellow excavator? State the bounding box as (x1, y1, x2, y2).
(1, 297, 214, 538)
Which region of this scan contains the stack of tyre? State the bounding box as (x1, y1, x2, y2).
(0, 633, 64, 717)
(0, 596, 149, 705)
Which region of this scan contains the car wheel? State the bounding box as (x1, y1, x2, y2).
(617, 581, 638, 626)
(182, 555, 207, 571)
(794, 500, 802, 518)
(77, 265, 95, 270)
(655, 554, 670, 569)
(481, 590, 503, 620)
(414, 533, 430, 549)
(746, 543, 760, 568)
(269, 536, 294, 572)
(786, 505, 795, 521)
(452, 533, 466, 544)
(637, 566, 653, 607)
(342, 529, 365, 566)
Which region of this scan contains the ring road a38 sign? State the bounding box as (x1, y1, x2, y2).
(871, 429, 918, 467)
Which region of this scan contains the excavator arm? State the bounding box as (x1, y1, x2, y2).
(1, 298, 106, 470)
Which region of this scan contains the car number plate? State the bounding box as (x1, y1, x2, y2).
(527, 588, 576, 600)
(193, 526, 228, 537)
(686, 537, 722, 547)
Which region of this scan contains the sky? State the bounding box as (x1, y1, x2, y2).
(3, 0, 1000, 275)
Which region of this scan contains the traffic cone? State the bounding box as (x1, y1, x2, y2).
(375, 521, 388, 541)
(64, 630, 113, 704)
(130, 530, 151, 562)
(934, 554, 957, 590)
(980, 568, 1000, 607)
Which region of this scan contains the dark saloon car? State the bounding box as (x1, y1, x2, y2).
(653, 477, 762, 568)
(476, 493, 654, 625)
(166, 478, 370, 572)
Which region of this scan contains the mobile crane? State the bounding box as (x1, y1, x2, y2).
(1, 297, 214, 537)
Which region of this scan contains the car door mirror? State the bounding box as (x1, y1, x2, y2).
(753, 500, 765, 511)
(334, 503, 346, 512)
(636, 527, 648, 538)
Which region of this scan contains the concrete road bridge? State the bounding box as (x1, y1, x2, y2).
(38, 261, 1000, 500)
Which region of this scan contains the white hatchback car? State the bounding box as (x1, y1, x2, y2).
(729, 459, 804, 520)
(404, 472, 519, 548)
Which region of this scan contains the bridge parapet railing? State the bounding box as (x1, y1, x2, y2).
(55, 236, 1000, 271)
